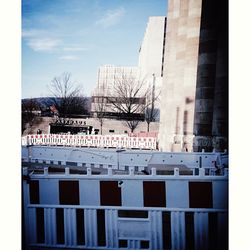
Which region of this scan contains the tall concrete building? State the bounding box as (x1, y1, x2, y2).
(159, 0, 228, 152)
(138, 16, 167, 92)
(92, 64, 139, 97)
(91, 65, 146, 120)
(92, 17, 168, 120)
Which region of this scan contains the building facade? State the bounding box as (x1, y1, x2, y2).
(138, 16, 167, 91)
(158, 0, 228, 152)
(92, 65, 139, 97)
(91, 16, 168, 122)
(91, 65, 147, 120)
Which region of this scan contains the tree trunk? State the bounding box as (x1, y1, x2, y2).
(147, 122, 150, 132)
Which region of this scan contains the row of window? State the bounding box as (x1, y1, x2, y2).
(92, 96, 146, 105)
(29, 180, 213, 208)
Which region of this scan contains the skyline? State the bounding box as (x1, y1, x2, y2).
(22, 0, 167, 99)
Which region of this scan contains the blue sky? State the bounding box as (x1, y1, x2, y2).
(22, 0, 167, 98)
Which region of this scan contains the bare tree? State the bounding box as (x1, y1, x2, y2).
(145, 74, 160, 132)
(48, 72, 87, 117)
(21, 98, 40, 133)
(93, 95, 107, 135)
(107, 74, 148, 133)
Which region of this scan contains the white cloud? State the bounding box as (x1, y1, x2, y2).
(27, 38, 61, 51)
(22, 29, 45, 38)
(63, 46, 89, 52)
(95, 7, 125, 28)
(59, 55, 79, 60)
(22, 29, 62, 52)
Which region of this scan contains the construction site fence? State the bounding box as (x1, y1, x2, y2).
(22, 134, 157, 150)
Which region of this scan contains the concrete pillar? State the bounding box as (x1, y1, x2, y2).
(193, 0, 224, 152)
(211, 0, 228, 152)
(159, 0, 202, 152)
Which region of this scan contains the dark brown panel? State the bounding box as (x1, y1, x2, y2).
(30, 180, 39, 204)
(162, 211, 171, 249)
(36, 208, 44, 243)
(189, 182, 213, 208)
(119, 239, 128, 248)
(143, 181, 166, 207)
(141, 240, 150, 249)
(100, 181, 121, 206)
(185, 212, 194, 250)
(56, 208, 65, 244)
(76, 209, 85, 245)
(97, 209, 106, 246)
(209, 212, 218, 250)
(59, 180, 79, 205)
(118, 210, 148, 218)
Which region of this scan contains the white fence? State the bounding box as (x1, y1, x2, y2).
(22, 167, 228, 250)
(22, 134, 157, 150)
(22, 145, 228, 171)
(23, 205, 227, 250)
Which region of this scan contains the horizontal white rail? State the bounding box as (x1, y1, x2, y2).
(23, 167, 228, 181)
(27, 204, 227, 212)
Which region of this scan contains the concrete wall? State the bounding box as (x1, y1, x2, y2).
(159, 0, 202, 152)
(159, 0, 228, 152)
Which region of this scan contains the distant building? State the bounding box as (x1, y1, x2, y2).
(91, 17, 167, 122)
(138, 16, 167, 119)
(92, 65, 139, 97)
(91, 65, 146, 120)
(138, 16, 167, 90)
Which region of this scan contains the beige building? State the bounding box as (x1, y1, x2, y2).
(159, 0, 228, 152)
(91, 65, 146, 120)
(92, 64, 139, 97)
(138, 16, 167, 110)
(138, 16, 166, 88)
(91, 16, 168, 121)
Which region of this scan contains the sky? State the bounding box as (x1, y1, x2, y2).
(22, 0, 167, 99)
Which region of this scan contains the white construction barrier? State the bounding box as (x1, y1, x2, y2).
(22, 134, 157, 150)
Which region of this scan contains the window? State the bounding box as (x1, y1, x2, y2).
(100, 181, 121, 206)
(189, 182, 213, 208)
(59, 180, 79, 205)
(143, 181, 166, 207)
